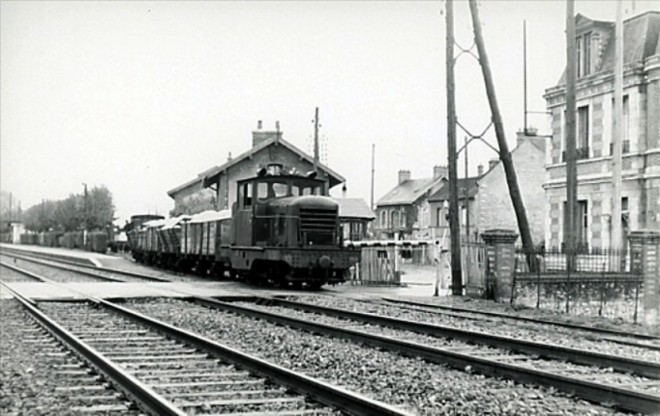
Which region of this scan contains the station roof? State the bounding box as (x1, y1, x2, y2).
(201, 137, 345, 189)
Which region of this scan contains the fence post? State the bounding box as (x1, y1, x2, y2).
(481, 229, 519, 303)
(628, 230, 660, 327)
(599, 262, 605, 317)
(565, 248, 571, 314)
(536, 256, 541, 309)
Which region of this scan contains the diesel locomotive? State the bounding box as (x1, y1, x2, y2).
(128, 168, 360, 289)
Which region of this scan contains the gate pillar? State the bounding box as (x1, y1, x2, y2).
(481, 229, 519, 303)
(629, 230, 660, 327)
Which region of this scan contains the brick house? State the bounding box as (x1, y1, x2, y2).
(374, 166, 447, 240)
(543, 11, 660, 250)
(167, 121, 345, 213)
(428, 132, 547, 244)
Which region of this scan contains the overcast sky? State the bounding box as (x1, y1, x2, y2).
(2, 0, 658, 224)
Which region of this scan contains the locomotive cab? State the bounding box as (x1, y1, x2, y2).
(229, 168, 358, 288)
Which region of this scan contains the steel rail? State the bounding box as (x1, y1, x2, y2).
(0, 246, 96, 266)
(194, 297, 660, 414)
(0, 262, 44, 282)
(1, 283, 186, 416)
(2, 264, 409, 416)
(1, 246, 173, 282)
(381, 297, 660, 341)
(266, 297, 659, 378)
(100, 300, 413, 416)
(1, 251, 168, 282)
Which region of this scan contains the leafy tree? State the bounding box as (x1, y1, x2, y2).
(85, 185, 115, 230)
(170, 191, 217, 216)
(53, 194, 82, 232)
(23, 200, 58, 232)
(23, 185, 115, 232)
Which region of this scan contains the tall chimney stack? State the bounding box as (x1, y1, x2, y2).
(398, 169, 411, 185)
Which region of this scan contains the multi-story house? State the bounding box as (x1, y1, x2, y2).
(543, 11, 660, 250)
(374, 166, 447, 240)
(428, 131, 547, 244)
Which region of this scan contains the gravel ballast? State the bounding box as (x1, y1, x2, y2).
(283, 295, 660, 363)
(125, 297, 620, 415)
(0, 299, 141, 415)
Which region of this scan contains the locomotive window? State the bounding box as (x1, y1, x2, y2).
(302, 186, 319, 196)
(257, 182, 268, 200)
(292, 185, 301, 196)
(271, 182, 288, 197)
(242, 183, 252, 207)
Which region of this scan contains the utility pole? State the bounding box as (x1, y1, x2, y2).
(82, 183, 89, 245)
(446, 0, 462, 295)
(611, 0, 623, 260)
(464, 136, 470, 240)
(469, 0, 535, 258)
(565, 0, 578, 264)
(370, 143, 375, 211)
(313, 107, 320, 173)
(523, 20, 528, 134)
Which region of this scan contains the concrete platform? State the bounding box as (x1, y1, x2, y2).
(1, 281, 251, 301)
(0, 243, 115, 267)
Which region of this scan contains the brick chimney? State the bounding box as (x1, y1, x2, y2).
(477, 164, 484, 176)
(488, 159, 499, 170)
(433, 165, 448, 179)
(252, 120, 282, 147)
(516, 127, 538, 148)
(398, 170, 411, 185)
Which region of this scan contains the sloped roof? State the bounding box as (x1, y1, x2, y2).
(556, 11, 660, 85)
(377, 177, 441, 207)
(201, 137, 344, 189)
(334, 198, 375, 220)
(428, 176, 481, 202)
(167, 136, 345, 198)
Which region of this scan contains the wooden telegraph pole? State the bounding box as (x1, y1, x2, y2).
(565, 0, 578, 263)
(446, 0, 463, 295)
(313, 107, 320, 173)
(370, 143, 375, 211)
(468, 0, 535, 257)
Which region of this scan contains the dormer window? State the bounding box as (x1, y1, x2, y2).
(577, 32, 592, 78)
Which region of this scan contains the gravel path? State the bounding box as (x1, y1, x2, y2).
(286, 295, 660, 363)
(125, 297, 620, 415)
(0, 300, 141, 415)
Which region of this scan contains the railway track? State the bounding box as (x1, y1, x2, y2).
(0, 245, 201, 282)
(378, 297, 660, 350)
(1, 295, 144, 415)
(190, 296, 660, 413)
(2, 267, 410, 416)
(0, 251, 166, 282)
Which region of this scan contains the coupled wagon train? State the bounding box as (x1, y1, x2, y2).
(127, 168, 361, 289)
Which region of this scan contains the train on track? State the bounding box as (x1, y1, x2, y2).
(127, 167, 360, 289)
